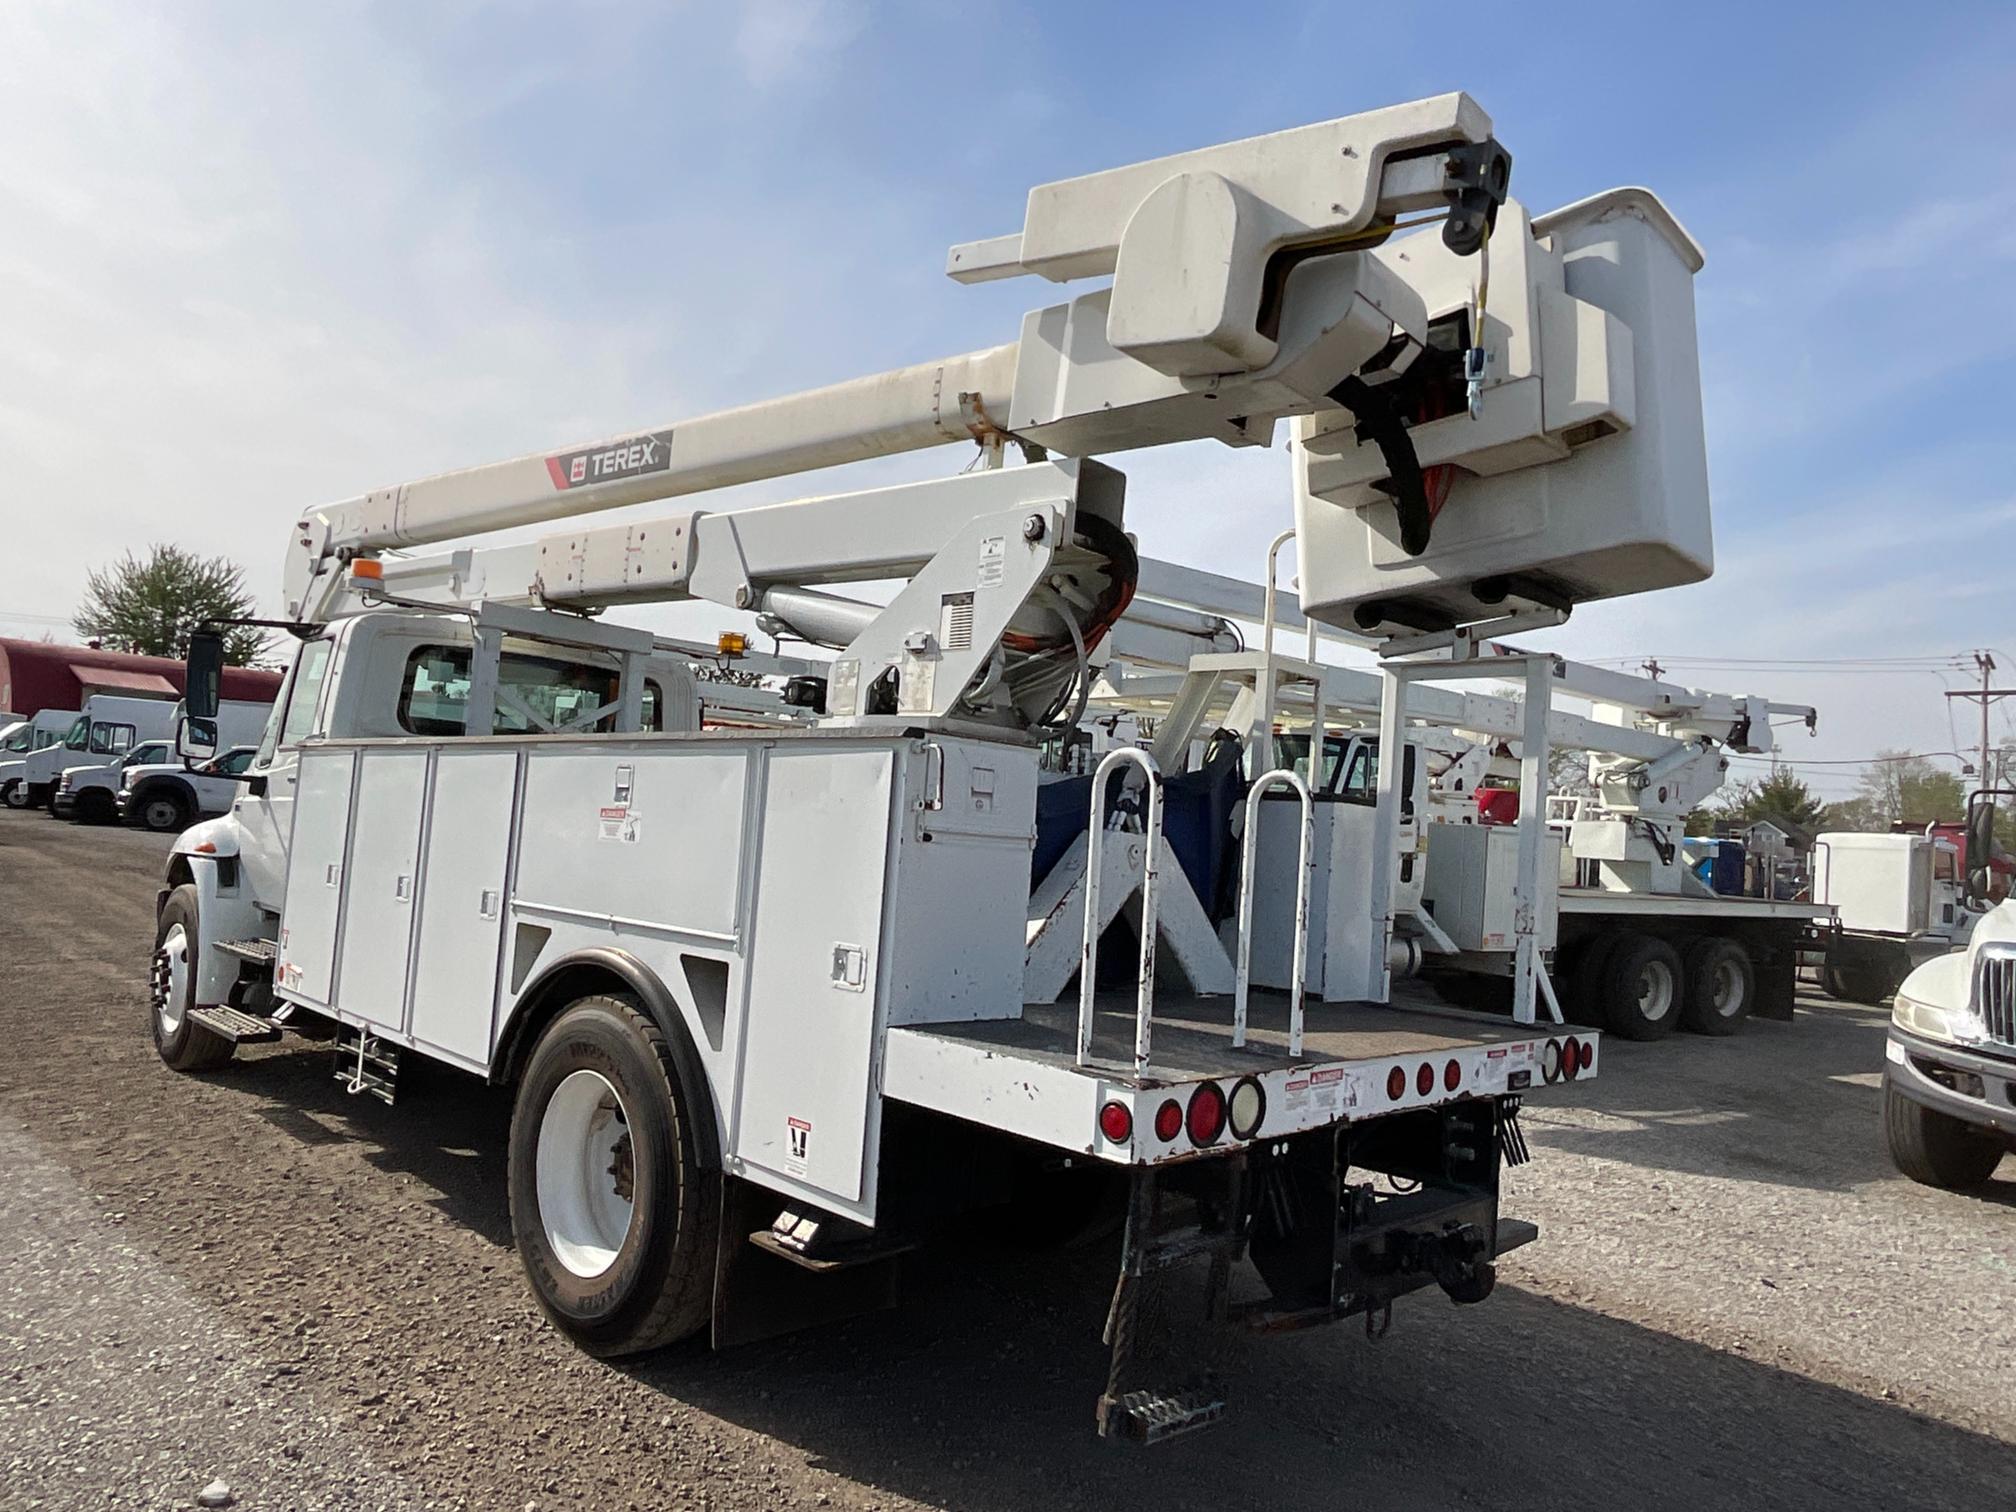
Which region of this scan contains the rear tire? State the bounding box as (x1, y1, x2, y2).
(1681, 937, 1754, 1036)
(1599, 933, 1685, 1041)
(508, 995, 719, 1357)
(150, 884, 236, 1071)
(1884, 1085, 2004, 1190)
(1564, 935, 1619, 1027)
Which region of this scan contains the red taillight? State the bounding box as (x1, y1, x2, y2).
(1387, 1065, 1407, 1101)
(1561, 1037, 1581, 1080)
(1443, 1058, 1462, 1092)
(1186, 1083, 1227, 1146)
(1415, 1062, 1434, 1096)
(1579, 1040, 1595, 1075)
(1098, 1101, 1133, 1142)
(1153, 1099, 1183, 1142)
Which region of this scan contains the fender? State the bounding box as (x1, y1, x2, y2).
(494, 946, 723, 1172)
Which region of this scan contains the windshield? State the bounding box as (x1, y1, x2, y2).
(125, 743, 170, 767)
(63, 715, 91, 751)
(0, 722, 27, 753)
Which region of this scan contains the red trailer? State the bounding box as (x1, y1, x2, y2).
(0, 638, 282, 717)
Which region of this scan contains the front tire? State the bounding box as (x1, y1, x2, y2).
(508, 995, 719, 1357)
(135, 788, 192, 833)
(1, 781, 27, 809)
(151, 884, 236, 1071)
(1884, 1084, 2005, 1190)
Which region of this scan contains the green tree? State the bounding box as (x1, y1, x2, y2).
(73, 545, 266, 665)
(1832, 750, 1968, 830)
(1705, 763, 1827, 835)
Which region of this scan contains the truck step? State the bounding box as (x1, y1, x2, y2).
(332, 1030, 399, 1106)
(216, 937, 279, 966)
(1096, 1386, 1227, 1445)
(187, 1004, 283, 1045)
(748, 1208, 918, 1273)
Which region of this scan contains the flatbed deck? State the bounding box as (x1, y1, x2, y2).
(1558, 888, 1833, 923)
(883, 988, 1594, 1166)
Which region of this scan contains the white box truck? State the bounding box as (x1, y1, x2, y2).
(0, 709, 82, 807)
(12, 694, 181, 811)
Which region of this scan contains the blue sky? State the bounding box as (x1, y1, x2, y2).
(1, 2, 2011, 796)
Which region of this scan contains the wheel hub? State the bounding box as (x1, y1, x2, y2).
(535, 1070, 637, 1279)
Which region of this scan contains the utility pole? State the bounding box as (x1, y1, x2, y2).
(1642, 658, 1664, 681)
(1944, 651, 2015, 793)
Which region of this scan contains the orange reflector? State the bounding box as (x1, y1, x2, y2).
(717, 631, 748, 656)
(349, 558, 384, 581)
(193, 841, 217, 854)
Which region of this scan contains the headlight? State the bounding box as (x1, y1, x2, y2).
(1892, 988, 1974, 1045)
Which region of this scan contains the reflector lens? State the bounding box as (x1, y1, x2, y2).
(1186, 1083, 1227, 1146)
(1387, 1065, 1407, 1101)
(1227, 1078, 1266, 1141)
(1542, 1039, 1562, 1083)
(1562, 1037, 1581, 1080)
(1443, 1058, 1462, 1092)
(1579, 1040, 1596, 1075)
(1098, 1101, 1133, 1142)
(1153, 1099, 1183, 1142)
(1415, 1062, 1434, 1096)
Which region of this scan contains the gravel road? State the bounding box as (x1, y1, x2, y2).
(2, 808, 2012, 1510)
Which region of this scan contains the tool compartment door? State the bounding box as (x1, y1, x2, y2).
(275, 746, 357, 1010)
(733, 746, 895, 1214)
(334, 749, 431, 1032)
(409, 747, 520, 1067)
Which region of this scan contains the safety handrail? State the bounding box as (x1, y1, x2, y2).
(1079, 747, 1163, 1075)
(1234, 768, 1314, 1058)
(1261, 528, 1317, 664)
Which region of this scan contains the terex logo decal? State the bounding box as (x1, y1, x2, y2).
(545, 428, 675, 491)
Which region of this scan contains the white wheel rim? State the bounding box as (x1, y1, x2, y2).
(535, 1070, 635, 1279)
(146, 799, 178, 829)
(1636, 960, 1675, 1021)
(1711, 959, 1743, 1016)
(153, 923, 190, 1034)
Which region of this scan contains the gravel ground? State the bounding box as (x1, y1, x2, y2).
(2, 807, 2013, 1510)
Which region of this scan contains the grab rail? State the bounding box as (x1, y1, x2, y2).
(1078, 747, 1164, 1075)
(1234, 768, 1314, 1057)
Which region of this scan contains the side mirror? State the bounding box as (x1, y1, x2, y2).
(1964, 788, 2014, 907)
(185, 630, 224, 721)
(177, 715, 219, 768)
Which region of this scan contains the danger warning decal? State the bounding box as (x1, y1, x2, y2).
(545, 429, 676, 491)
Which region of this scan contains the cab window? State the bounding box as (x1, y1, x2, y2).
(89, 721, 136, 756)
(0, 723, 29, 753)
(397, 645, 662, 735)
(218, 748, 256, 776)
(62, 715, 91, 750)
(258, 637, 334, 766)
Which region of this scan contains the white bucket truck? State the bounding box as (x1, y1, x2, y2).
(149, 95, 1720, 1439)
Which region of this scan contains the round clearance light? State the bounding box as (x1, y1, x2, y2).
(1415, 1062, 1435, 1097)
(1227, 1078, 1266, 1142)
(1153, 1099, 1184, 1143)
(1444, 1058, 1462, 1093)
(1579, 1040, 1596, 1076)
(1561, 1037, 1582, 1081)
(1098, 1101, 1133, 1143)
(1387, 1065, 1407, 1101)
(1542, 1039, 1563, 1084)
(1186, 1082, 1227, 1147)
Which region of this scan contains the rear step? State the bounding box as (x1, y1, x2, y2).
(187, 1004, 282, 1045)
(1097, 1387, 1227, 1446)
(749, 1208, 918, 1273)
(216, 937, 279, 966)
(333, 1028, 399, 1105)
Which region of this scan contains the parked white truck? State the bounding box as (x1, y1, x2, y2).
(52, 737, 174, 822)
(1814, 829, 1978, 1005)
(13, 694, 182, 811)
(118, 746, 259, 831)
(0, 709, 82, 806)
(1883, 798, 2016, 1190)
(147, 95, 1723, 1438)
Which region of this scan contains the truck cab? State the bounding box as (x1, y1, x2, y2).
(53, 738, 175, 823)
(1885, 898, 2016, 1190)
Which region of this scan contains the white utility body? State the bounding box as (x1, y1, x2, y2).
(150, 94, 1721, 1442)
